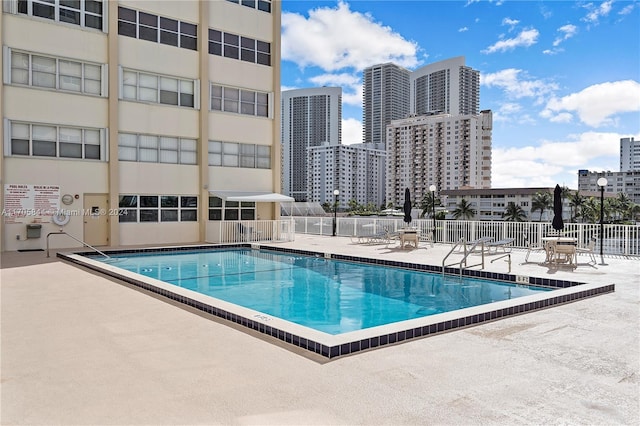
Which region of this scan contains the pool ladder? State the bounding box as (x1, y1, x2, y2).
(46, 230, 111, 260)
(442, 238, 486, 277)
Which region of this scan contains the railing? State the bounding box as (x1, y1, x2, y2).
(206, 219, 295, 244)
(293, 217, 640, 257)
(47, 231, 111, 259)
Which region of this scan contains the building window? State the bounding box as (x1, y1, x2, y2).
(210, 84, 270, 117)
(118, 195, 198, 222)
(117, 6, 197, 51)
(208, 28, 271, 66)
(121, 69, 197, 108)
(5, 121, 105, 160)
(208, 141, 270, 169)
(208, 196, 255, 221)
(225, 0, 271, 13)
(118, 133, 197, 165)
(7, 0, 105, 31)
(4, 48, 105, 96)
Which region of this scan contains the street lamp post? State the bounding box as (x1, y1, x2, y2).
(597, 177, 607, 262)
(332, 189, 339, 237)
(429, 185, 437, 242)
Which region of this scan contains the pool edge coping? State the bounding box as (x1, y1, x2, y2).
(58, 244, 615, 359)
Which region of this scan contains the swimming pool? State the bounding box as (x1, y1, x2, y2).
(61, 244, 614, 359)
(92, 248, 550, 335)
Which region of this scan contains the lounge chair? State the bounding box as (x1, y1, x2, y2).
(486, 238, 515, 253)
(524, 234, 545, 262)
(576, 237, 597, 264)
(366, 229, 390, 244)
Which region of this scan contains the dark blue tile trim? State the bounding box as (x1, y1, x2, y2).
(58, 245, 615, 359)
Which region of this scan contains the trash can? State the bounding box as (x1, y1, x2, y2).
(26, 224, 42, 239)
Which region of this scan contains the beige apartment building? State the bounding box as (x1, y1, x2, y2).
(1, 0, 285, 252)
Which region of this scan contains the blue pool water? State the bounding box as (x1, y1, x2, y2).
(96, 249, 550, 335)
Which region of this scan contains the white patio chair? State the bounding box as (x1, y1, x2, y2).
(524, 234, 545, 262)
(576, 237, 597, 264)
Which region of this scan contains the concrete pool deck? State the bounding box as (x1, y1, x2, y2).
(1, 234, 639, 425)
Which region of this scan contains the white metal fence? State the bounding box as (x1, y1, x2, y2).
(293, 217, 640, 257)
(206, 220, 295, 244)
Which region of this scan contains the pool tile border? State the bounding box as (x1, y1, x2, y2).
(59, 244, 615, 359)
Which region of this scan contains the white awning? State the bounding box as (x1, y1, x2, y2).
(209, 190, 294, 203)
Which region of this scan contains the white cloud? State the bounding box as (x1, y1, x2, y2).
(458, 27, 469, 32)
(481, 68, 558, 102)
(308, 73, 360, 87)
(552, 24, 577, 47)
(501, 17, 519, 30)
(619, 3, 637, 15)
(281, 1, 419, 72)
(482, 28, 539, 53)
(582, 0, 614, 24)
(341, 118, 363, 145)
(541, 80, 640, 127)
(492, 131, 635, 188)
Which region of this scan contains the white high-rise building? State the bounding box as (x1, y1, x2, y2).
(362, 63, 411, 145)
(620, 137, 639, 172)
(307, 143, 386, 209)
(386, 111, 492, 206)
(411, 56, 480, 116)
(281, 87, 342, 201)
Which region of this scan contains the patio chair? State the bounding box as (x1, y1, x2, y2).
(524, 234, 545, 262)
(486, 238, 515, 253)
(419, 231, 435, 248)
(238, 223, 261, 242)
(367, 229, 390, 244)
(576, 237, 597, 264)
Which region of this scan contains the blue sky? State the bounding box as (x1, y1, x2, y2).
(280, 0, 640, 189)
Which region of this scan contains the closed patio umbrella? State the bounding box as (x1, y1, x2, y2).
(403, 188, 412, 226)
(552, 184, 564, 231)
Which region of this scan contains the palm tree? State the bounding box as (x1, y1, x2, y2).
(613, 192, 633, 221)
(568, 190, 585, 222)
(581, 197, 600, 223)
(531, 191, 553, 221)
(502, 202, 526, 221)
(452, 198, 476, 220)
(420, 192, 441, 218)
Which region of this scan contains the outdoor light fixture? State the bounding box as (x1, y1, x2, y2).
(429, 185, 437, 242)
(597, 177, 607, 263)
(333, 189, 340, 237)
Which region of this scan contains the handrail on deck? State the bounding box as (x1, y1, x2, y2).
(442, 238, 486, 277)
(47, 231, 111, 259)
(490, 252, 512, 273)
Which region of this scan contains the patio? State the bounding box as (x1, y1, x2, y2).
(1, 235, 638, 424)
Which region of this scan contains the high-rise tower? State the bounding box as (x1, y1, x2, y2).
(362, 63, 411, 145)
(281, 87, 342, 201)
(411, 56, 480, 116)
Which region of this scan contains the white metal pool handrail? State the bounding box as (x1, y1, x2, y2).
(47, 231, 111, 259)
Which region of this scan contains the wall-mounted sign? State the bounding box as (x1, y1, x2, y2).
(3, 184, 61, 224)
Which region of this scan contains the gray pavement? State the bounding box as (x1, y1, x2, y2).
(1, 235, 639, 425)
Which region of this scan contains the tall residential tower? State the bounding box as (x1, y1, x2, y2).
(281, 87, 342, 201)
(362, 63, 410, 145)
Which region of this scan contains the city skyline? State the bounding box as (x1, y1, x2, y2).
(280, 0, 640, 190)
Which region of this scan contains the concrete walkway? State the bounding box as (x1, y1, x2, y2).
(1, 235, 638, 425)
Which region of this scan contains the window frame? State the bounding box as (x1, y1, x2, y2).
(208, 196, 255, 221)
(118, 132, 198, 165)
(118, 194, 198, 223)
(3, 47, 107, 97)
(5, 120, 107, 161)
(210, 83, 270, 118)
(117, 6, 197, 51)
(8, 0, 106, 31)
(208, 140, 271, 169)
(120, 67, 198, 109)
